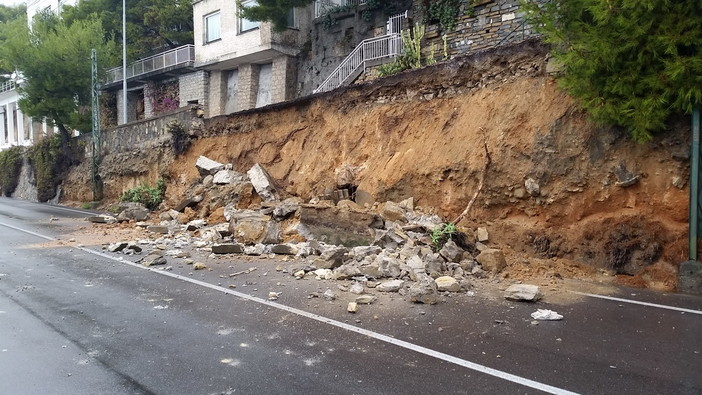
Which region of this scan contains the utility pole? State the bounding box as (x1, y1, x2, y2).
(681, 107, 702, 294)
(91, 49, 102, 201)
(122, 0, 127, 124)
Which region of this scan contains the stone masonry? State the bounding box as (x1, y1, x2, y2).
(179, 70, 210, 111)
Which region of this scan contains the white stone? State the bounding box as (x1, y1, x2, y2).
(504, 284, 543, 301)
(347, 302, 358, 313)
(247, 163, 278, 201)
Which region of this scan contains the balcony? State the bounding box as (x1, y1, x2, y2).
(103, 45, 195, 88)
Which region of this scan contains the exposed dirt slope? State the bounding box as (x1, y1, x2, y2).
(65, 40, 689, 290)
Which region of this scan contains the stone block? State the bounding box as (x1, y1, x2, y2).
(196, 156, 225, 176)
(212, 243, 245, 254)
(247, 163, 278, 202)
(504, 284, 543, 301)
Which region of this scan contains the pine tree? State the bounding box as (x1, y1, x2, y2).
(524, 0, 702, 142)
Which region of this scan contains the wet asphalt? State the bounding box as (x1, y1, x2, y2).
(0, 197, 700, 395)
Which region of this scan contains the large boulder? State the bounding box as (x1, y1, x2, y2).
(298, 205, 380, 247)
(475, 248, 507, 273)
(116, 202, 150, 222)
(228, 211, 280, 244)
(504, 284, 543, 301)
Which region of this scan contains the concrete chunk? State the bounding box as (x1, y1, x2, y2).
(247, 163, 277, 201)
(196, 156, 225, 176)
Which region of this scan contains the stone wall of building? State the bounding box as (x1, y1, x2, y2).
(179, 71, 209, 110)
(422, 0, 540, 56)
(98, 105, 197, 155)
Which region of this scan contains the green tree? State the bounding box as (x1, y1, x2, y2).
(0, 4, 26, 77)
(62, 0, 193, 61)
(0, 12, 116, 139)
(524, 0, 702, 142)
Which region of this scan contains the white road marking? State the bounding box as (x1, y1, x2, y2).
(0, 221, 578, 395)
(573, 292, 702, 315)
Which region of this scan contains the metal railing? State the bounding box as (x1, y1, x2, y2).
(104, 44, 195, 85)
(314, 33, 402, 94)
(314, 11, 407, 94)
(0, 80, 16, 93)
(314, 0, 367, 18)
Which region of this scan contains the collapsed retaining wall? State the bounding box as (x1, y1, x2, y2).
(64, 40, 690, 289)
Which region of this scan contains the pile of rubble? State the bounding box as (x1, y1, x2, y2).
(92, 155, 516, 305)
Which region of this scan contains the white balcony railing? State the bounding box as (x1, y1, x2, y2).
(314, 33, 402, 94)
(105, 44, 195, 85)
(0, 80, 16, 93)
(314, 0, 367, 18)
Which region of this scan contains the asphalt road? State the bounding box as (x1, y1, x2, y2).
(0, 197, 700, 394)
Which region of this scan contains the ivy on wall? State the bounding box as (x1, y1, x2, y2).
(0, 146, 25, 197)
(149, 80, 180, 115)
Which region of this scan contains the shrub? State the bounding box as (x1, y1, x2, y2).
(119, 179, 166, 210)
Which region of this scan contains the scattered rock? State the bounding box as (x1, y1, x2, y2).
(355, 295, 376, 304)
(377, 279, 404, 292)
(435, 276, 461, 292)
(193, 262, 207, 270)
(174, 196, 203, 212)
(272, 198, 301, 220)
(347, 302, 359, 313)
(270, 244, 298, 255)
(107, 242, 128, 252)
(525, 178, 540, 196)
(88, 215, 117, 224)
(408, 274, 438, 304)
(313, 246, 348, 269)
(213, 170, 246, 185)
(349, 282, 364, 294)
(142, 255, 167, 267)
(476, 227, 489, 243)
(147, 225, 170, 234)
(268, 292, 281, 301)
(504, 284, 543, 301)
(323, 289, 337, 301)
(379, 201, 406, 223)
(439, 239, 464, 263)
(212, 243, 244, 254)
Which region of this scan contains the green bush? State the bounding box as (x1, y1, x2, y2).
(431, 222, 456, 251)
(119, 179, 166, 210)
(0, 146, 25, 196)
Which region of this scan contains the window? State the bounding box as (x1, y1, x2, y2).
(285, 7, 296, 29)
(239, 0, 260, 33)
(204, 11, 221, 43)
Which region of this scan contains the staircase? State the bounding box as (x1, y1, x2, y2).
(313, 11, 407, 94)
